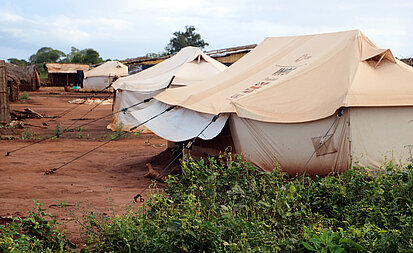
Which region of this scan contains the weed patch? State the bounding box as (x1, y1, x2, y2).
(21, 128, 35, 140)
(78, 153, 412, 252)
(53, 122, 64, 138)
(0, 200, 75, 252)
(2, 154, 412, 252)
(19, 91, 29, 101)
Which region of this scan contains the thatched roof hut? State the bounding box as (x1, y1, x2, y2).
(6, 63, 40, 102)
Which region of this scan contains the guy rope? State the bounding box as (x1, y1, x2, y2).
(133, 113, 221, 202)
(43, 104, 176, 175)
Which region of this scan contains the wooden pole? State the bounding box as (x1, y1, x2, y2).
(0, 60, 10, 123)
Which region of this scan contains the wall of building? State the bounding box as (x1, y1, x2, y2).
(47, 73, 77, 87)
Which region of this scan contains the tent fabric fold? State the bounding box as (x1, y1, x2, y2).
(131, 100, 229, 142)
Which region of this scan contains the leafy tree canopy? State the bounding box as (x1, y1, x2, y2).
(165, 25, 209, 54)
(28, 46, 103, 65)
(65, 47, 103, 65)
(83, 48, 102, 64)
(29, 47, 66, 64)
(64, 46, 81, 62)
(8, 58, 29, 66)
(145, 52, 169, 58)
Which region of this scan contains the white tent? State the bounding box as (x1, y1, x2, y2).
(108, 47, 227, 131)
(132, 30, 413, 175)
(83, 61, 128, 91)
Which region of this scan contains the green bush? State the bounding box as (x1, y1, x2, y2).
(79, 153, 412, 252)
(54, 122, 64, 138)
(0, 200, 75, 252)
(21, 127, 35, 140)
(2, 154, 410, 252)
(19, 91, 29, 100)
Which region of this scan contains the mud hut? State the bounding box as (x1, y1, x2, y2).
(6, 63, 41, 102)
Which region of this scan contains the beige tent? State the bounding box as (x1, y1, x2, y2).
(83, 61, 128, 91)
(133, 30, 413, 175)
(108, 47, 227, 131)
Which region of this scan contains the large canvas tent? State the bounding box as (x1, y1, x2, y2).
(132, 30, 413, 175)
(108, 47, 227, 131)
(83, 61, 128, 91)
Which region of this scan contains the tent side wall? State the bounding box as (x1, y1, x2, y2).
(108, 89, 161, 132)
(82, 75, 121, 92)
(83, 76, 110, 91)
(229, 111, 351, 175)
(349, 106, 413, 169)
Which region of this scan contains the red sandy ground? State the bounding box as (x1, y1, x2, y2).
(0, 88, 168, 246)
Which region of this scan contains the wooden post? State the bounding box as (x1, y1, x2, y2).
(0, 60, 10, 123)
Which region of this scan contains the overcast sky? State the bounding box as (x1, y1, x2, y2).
(1, 0, 412, 61)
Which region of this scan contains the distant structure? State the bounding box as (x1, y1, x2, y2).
(401, 58, 413, 67)
(44, 63, 89, 86)
(4, 63, 41, 102)
(123, 44, 256, 74)
(206, 44, 257, 66)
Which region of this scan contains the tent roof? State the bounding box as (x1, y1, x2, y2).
(84, 61, 128, 77)
(155, 30, 413, 123)
(112, 47, 227, 92)
(45, 63, 89, 74)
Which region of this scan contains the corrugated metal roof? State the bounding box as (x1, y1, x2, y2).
(206, 44, 257, 57)
(122, 44, 257, 65)
(44, 63, 89, 74)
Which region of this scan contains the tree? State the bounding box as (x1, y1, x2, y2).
(65, 47, 103, 64)
(145, 52, 169, 58)
(63, 47, 81, 62)
(165, 25, 209, 54)
(8, 58, 29, 66)
(82, 49, 102, 64)
(29, 46, 103, 65)
(29, 47, 66, 64)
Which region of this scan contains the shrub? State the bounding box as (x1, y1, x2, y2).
(79, 153, 412, 252)
(0, 200, 75, 252)
(109, 123, 125, 140)
(54, 122, 64, 138)
(19, 91, 29, 100)
(21, 127, 35, 140)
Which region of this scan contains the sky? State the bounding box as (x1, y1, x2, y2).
(0, 0, 412, 61)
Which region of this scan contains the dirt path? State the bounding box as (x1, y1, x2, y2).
(0, 88, 168, 245)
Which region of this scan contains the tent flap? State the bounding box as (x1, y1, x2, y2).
(130, 100, 229, 142)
